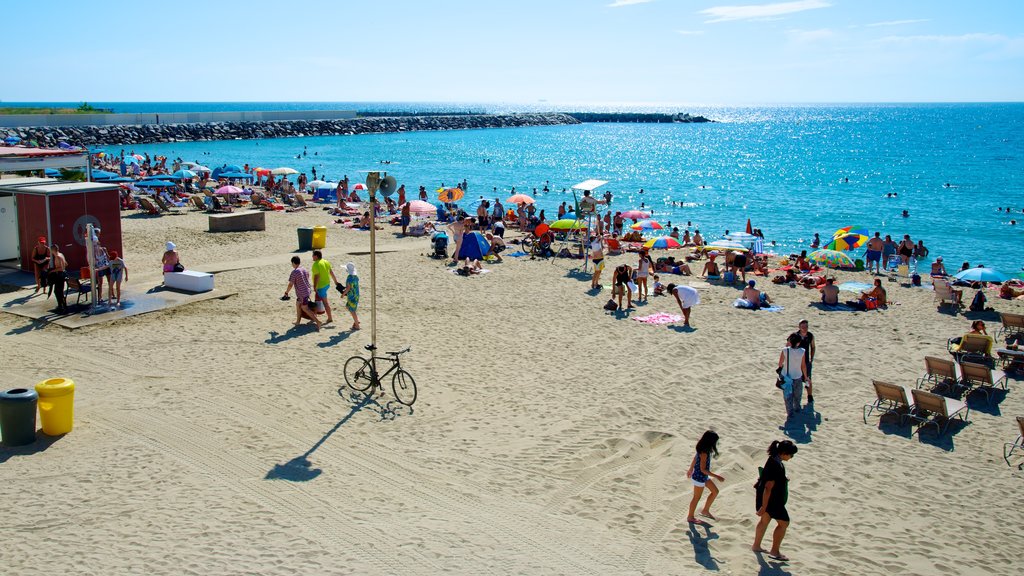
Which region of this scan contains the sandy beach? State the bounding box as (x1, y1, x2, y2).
(2, 206, 1022, 576)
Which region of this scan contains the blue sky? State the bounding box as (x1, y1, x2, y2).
(3, 0, 1022, 103)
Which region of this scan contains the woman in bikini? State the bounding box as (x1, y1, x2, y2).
(31, 236, 51, 292)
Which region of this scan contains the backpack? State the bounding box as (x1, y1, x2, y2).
(603, 299, 618, 311)
(969, 291, 986, 312)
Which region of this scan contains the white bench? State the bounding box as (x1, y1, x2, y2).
(164, 270, 214, 293)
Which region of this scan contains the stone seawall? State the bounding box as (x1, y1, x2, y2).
(6, 114, 580, 147)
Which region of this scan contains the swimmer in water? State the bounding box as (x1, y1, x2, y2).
(902, 210, 909, 218)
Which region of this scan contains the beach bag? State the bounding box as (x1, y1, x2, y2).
(969, 291, 986, 312)
(603, 299, 618, 311)
(172, 263, 185, 272)
(864, 297, 878, 310)
(912, 273, 922, 286)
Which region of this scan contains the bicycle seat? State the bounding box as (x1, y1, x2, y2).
(386, 347, 411, 356)
(364, 344, 377, 351)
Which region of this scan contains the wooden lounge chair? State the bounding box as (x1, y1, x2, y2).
(864, 380, 915, 425)
(916, 356, 960, 393)
(1004, 416, 1024, 467)
(909, 389, 969, 435)
(294, 193, 310, 209)
(959, 361, 1009, 403)
(153, 194, 187, 214)
(190, 195, 208, 211)
(996, 312, 1024, 342)
(138, 196, 161, 215)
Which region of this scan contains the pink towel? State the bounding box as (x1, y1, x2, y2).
(633, 313, 683, 325)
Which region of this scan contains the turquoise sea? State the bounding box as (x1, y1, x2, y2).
(33, 102, 1017, 274)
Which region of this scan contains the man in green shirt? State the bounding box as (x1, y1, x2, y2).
(310, 250, 340, 324)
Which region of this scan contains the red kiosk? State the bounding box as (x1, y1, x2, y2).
(0, 180, 123, 271)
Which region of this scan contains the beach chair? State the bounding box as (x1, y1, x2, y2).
(209, 194, 232, 213)
(138, 196, 161, 215)
(64, 276, 91, 306)
(949, 333, 995, 367)
(933, 281, 960, 310)
(1004, 416, 1024, 467)
(864, 380, 915, 425)
(916, 356, 960, 393)
(154, 194, 187, 214)
(190, 195, 207, 211)
(959, 361, 1009, 403)
(996, 312, 1024, 342)
(909, 389, 970, 436)
(605, 238, 623, 255)
(293, 193, 310, 211)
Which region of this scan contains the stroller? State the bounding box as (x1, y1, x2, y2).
(431, 232, 449, 259)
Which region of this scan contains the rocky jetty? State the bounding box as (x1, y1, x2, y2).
(4, 113, 580, 147)
(565, 112, 713, 123)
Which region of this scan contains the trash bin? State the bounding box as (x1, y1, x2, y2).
(35, 378, 75, 436)
(0, 388, 38, 447)
(311, 225, 327, 249)
(297, 227, 314, 251)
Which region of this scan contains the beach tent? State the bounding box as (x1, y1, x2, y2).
(457, 231, 490, 261)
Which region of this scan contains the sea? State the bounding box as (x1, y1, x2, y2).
(10, 101, 1022, 274)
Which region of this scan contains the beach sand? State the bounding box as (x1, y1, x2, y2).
(2, 207, 1022, 575)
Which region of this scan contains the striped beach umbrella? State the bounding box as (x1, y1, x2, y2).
(833, 225, 869, 238)
(438, 187, 464, 203)
(808, 249, 854, 269)
(704, 240, 748, 252)
(826, 233, 869, 251)
(643, 237, 682, 250)
(631, 219, 663, 231)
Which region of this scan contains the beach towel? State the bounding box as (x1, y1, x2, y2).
(449, 268, 491, 276)
(733, 299, 784, 312)
(633, 313, 684, 325)
(507, 251, 529, 257)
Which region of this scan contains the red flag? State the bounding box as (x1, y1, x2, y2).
(745, 218, 752, 234)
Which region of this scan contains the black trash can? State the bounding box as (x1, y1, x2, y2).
(0, 388, 38, 447)
(297, 227, 314, 251)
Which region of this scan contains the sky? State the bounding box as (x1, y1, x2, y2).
(3, 0, 1023, 104)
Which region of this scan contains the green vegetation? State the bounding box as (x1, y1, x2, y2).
(0, 102, 113, 115)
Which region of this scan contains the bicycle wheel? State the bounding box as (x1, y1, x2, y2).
(391, 369, 418, 406)
(344, 356, 374, 392)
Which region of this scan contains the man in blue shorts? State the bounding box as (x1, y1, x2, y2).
(310, 250, 340, 324)
(864, 232, 884, 274)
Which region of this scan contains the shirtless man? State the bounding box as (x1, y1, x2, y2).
(448, 217, 473, 264)
(864, 232, 884, 274)
(693, 230, 704, 247)
(485, 233, 505, 262)
(819, 277, 839, 305)
(47, 243, 69, 313)
(589, 236, 606, 290)
(741, 280, 768, 309)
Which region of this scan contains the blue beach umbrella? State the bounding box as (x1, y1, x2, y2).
(457, 231, 490, 261)
(90, 169, 119, 180)
(170, 169, 197, 179)
(134, 179, 177, 188)
(219, 171, 253, 179)
(44, 168, 62, 177)
(123, 156, 140, 164)
(954, 267, 1007, 283)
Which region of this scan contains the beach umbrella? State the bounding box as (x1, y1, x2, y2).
(90, 169, 119, 180)
(3, 135, 21, 145)
(550, 218, 588, 231)
(352, 183, 367, 191)
(181, 161, 201, 168)
(808, 249, 854, 269)
(644, 237, 682, 250)
(833, 225, 869, 238)
(631, 219, 663, 231)
(704, 240, 748, 252)
(135, 179, 177, 188)
(457, 231, 490, 261)
(192, 165, 211, 173)
(222, 164, 243, 173)
(219, 171, 253, 179)
(215, 185, 243, 195)
(306, 179, 328, 189)
(826, 233, 869, 251)
(954, 267, 1008, 283)
(507, 194, 535, 205)
(130, 154, 145, 161)
(270, 167, 298, 176)
(123, 156, 140, 164)
(619, 210, 650, 220)
(403, 200, 436, 215)
(44, 168, 62, 177)
(725, 231, 758, 243)
(438, 187, 464, 203)
(170, 169, 197, 179)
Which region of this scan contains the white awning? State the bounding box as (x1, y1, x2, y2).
(571, 179, 609, 191)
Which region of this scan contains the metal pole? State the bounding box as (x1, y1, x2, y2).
(365, 172, 381, 350)
(85, 223, 98, 312)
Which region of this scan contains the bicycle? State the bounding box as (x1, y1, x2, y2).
(344, 344, 418, 406)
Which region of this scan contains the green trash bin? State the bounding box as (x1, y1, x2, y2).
(0, 388, 38, 447)
(297, 227, 314, 251)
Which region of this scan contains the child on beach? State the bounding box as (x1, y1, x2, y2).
(108, 251, 128, 307)
(341, 262, 361, 331)
(652, 274, 665, 296)
(686, 431, 725, 525)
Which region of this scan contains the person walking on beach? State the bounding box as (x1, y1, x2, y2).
(667, 283, 700, 327)
(310, 250, 339, 324)
(31, 236, 51, 293)
(108, 250, 128, 307)
(752, 440, 798, 562)
(283, 256, 320, 331)
(590, 236, 605, 290)
(400, 201, 411, 236)
(47, 243, 68, 313)
(779, 333, 810, 417)
(340, 262, 361, 331)
(686, 431, 725, 525)
(865, 232, 884, 274)
(791, 320, 816, 403)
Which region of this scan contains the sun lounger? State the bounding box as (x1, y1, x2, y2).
(916, 356, 960, 393)
(138, 196, 161, 215)
(909, 389, 969, 436)
(934, 280, 961, 311)
(864, 380, 915, 425)
(995, 347, 1024, 372)
(190, 195, 208, 211)
(1004, 416, 1024, 467)
(153, 194, 187, 214)
(958, 361, 1009, 403)
(996, 312, 1024, 342)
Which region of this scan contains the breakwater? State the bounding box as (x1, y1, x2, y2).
(566, 112, 713, 123)
(5, 114, 581, 147)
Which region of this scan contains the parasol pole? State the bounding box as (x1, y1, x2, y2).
(365, 171, 382, 350)
(85, 223, 98, 312)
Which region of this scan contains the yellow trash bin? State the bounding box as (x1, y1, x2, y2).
(311, 225, 327, 250)
(35, 378, 75, 436)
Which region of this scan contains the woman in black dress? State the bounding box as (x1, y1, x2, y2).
(752, 440, 798, 562)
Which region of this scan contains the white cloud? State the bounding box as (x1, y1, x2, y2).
(677, 30, 705, 36)
(787, 28, 834, 43)
(866, 19, 930, 27)
(701, 0, 831, 23)
(608, 0, 653, 7)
